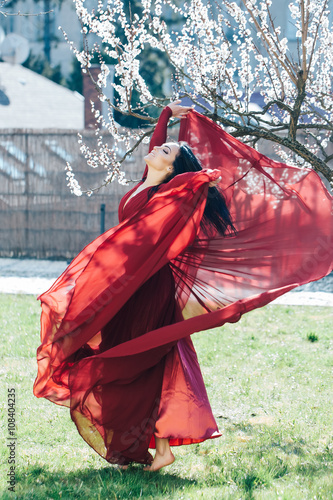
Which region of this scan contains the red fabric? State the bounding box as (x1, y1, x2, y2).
(34, 107, 333, 466)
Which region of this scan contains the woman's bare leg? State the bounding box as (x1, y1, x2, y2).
(143, 436, 175, 471)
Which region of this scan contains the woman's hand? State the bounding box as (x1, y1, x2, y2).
(209, 176, 222, 187)
(167, 100, 194, 118)
(206, 169, 222, 187)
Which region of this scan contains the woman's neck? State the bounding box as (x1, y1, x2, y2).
(142, 167, 168, 187)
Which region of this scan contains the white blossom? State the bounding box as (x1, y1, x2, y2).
(65, 163, 82, 197)
(63, 0, 333, 193)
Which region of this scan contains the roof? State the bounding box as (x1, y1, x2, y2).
(0, 62, 84, 129)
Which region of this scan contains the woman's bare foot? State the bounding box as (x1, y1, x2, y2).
(143, 449, 175, 471)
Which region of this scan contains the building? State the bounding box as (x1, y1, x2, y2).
(0, 62, 84, 129)
(0, 0, 82, 77)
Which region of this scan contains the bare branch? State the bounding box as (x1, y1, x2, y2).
(300, 0, 308, 76)
(0, 4, 53, 17)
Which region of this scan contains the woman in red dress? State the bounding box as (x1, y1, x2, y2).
(33, 101, 333, 472)
(102, 100, 235, 471)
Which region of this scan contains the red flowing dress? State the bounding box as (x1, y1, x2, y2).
(33, 107, 333, 466)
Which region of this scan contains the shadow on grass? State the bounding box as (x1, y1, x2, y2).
(2, 464, 196, 500)
(201, 430, 333, 499)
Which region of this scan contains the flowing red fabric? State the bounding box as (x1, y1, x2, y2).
(34, 107, 333, 466)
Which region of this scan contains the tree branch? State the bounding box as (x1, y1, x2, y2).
(217, 117, 332, 182)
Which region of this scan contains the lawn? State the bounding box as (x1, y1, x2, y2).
(0, 294, 332, 499)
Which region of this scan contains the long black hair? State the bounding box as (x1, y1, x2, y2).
(148, 143, 236, 237)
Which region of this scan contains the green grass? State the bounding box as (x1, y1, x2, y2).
(0, 294, 333, 499)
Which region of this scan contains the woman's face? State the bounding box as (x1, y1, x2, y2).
(144, 142, 180, 174)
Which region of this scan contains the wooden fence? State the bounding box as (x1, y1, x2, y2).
(1, 128, 331, 259)
(0, 129, 146, 259)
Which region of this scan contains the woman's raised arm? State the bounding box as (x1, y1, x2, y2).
(148, 100, 194, 153)
(141, 101, 194, 179)
(148, 106, 173, 153)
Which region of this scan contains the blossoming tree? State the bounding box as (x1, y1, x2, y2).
(64, 0, 333, 194)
